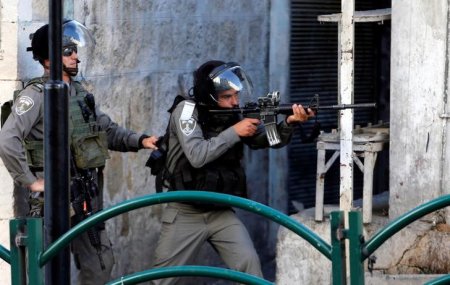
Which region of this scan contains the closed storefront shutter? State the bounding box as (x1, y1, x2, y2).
(288, 0, 390, 213)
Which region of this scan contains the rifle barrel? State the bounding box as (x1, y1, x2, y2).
(208, 102, 376, 115)
(316, 102, 377, 110)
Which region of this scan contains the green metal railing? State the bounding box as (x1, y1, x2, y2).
(0, 245, 10, 264)
(362, 194, 450, 258)
(1, 192, 449, 285)
(106, 266, 273, 285)
(424, 274, 450, 285)
(5, 191, 333, 285)
(349, 194, 450, 285)
(41, 191, 331, 266)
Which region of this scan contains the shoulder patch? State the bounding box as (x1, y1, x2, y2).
(179, 117, 196, 136)
(15, 96, 35, 115)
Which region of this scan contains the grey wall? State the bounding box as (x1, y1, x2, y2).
(0, 0, 280, 283)
(390, 0, 449, 218)
(71, 0, 275, 282)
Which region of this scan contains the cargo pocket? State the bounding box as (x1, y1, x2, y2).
(155, 208, 180, 263)
(161, 208, 179, 224)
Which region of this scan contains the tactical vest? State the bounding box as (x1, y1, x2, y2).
(170, 112, 247, 198)
(23, 79, 110, 170)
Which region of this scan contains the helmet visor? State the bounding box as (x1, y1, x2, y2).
(62, 20, 95, 48)
(210, 64, 253, 100)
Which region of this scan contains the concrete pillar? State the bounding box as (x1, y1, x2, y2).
(390, 0, 448, 219)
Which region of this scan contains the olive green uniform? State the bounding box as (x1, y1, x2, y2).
(152, 100, 295, 284)
(0, 76, 147, 285)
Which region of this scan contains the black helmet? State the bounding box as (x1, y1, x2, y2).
(27, 24, 49, 63)
(27, 20, 94, 64)
(193, 60, 254, 106)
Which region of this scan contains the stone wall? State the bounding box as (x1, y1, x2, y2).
(75, 1, 272, 282)
(0, 2, 27, 284)
(0, 0, 281, 284)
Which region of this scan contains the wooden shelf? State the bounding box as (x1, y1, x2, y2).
(318, 8, 391, 23)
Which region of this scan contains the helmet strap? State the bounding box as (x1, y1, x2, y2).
(209, 93, 219, 104)
(63, 64, 78, 77)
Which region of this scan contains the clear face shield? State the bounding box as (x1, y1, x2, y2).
(209, 63, 253, 105)
(62, 20, 95, 76)
(62, 20, 95, 48)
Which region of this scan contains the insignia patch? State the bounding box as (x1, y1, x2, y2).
(179, 118, 196, 136)
(15, 96, 35, 115)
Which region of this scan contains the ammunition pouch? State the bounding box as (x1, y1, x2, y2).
(23, 140, 44, 170)
(69, 91, 110, 169)
(71, 130, 110, 169)
(23, 129, 109, 171)
(193, 166, 247, 197)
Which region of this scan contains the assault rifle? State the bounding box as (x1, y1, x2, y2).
(209, 92, 376, 146)
(70, 165, 106, 270)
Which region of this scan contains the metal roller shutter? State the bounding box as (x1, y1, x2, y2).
(288, 0, 390, 213)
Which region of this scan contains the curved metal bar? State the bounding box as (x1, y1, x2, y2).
(424, 274, 450, 285)
(0, 244, 11, 264)
(362, 194, 450, 259)
(40, 191, 332, 266)
(106, 265, 273, 285)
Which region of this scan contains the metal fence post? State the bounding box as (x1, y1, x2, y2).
(10, 219, 27, 285)
(9, 218, 44, 285)
(348, 211, 364, 285)
(330, 211, 346, 285)
(27, 218, 44, 285)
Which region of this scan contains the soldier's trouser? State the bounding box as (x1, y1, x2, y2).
(71, 229, 115, 285)
(152, 203, 263, 285)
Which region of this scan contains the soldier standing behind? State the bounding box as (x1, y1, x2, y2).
(0, 20, 158, 284)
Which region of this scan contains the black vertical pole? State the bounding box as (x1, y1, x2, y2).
(44, 0, 70, 284)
